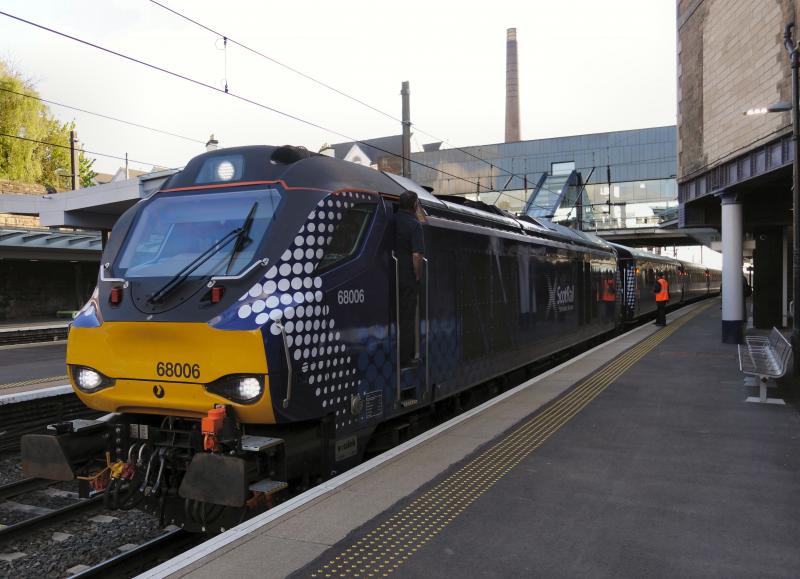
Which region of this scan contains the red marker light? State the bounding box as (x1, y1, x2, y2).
(110, 286, 123, 305)
(211, 286, 225, 303)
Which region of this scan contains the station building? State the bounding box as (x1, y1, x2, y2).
(328, 127, 720, 256)
(328, 127, 683, 235)
(677, 0, 799, 340)
(409, 126, 678, 232)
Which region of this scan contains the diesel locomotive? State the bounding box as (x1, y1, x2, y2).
(22, 145, 720, 532)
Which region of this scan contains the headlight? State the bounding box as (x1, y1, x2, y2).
(205, 374, 265, 404)
(216, 160, 235, 181)
(237, 377, 262, 400)
(71, 365, 115, 393)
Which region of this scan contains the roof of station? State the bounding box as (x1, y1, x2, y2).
(0, 168, 177, 230)
(0, 227, 101, 261)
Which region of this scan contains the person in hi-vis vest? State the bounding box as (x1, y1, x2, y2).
(601, 275, 616, 322)
(653, 271, 669, 326)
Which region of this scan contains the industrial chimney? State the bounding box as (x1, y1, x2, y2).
(505, 28, 521, 142)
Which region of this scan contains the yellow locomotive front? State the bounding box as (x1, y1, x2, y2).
(67, 321, 274, 424)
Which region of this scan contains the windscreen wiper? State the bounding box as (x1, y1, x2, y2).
(148, 201, 260, 304)
(148, 228, 242, 304)
(224, 202, 258, 275)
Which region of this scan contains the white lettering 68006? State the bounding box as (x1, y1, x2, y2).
(337, 289, 365, 305)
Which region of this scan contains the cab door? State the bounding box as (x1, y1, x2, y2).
(385, 197, 429, 409)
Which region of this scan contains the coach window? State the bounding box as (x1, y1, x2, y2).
(315, 201, 376, 273)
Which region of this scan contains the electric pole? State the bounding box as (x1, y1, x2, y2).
(401, 81, 411, 178)
(70, 130, 80, 190)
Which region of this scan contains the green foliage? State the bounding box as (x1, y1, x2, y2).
(0, 60, 95, 190)
(79, 152, 97, 188)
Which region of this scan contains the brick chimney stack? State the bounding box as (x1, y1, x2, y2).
(505, 28, 521, 142)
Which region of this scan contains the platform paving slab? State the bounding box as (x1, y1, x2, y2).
(361, 302, 800, 579)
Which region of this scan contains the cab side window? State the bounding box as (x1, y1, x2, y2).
(315, 201, 376, 273)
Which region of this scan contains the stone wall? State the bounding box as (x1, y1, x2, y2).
(0, 214, 40, 227)
(678, 0, 799, 180)
(0, 260, 97, 321)
(0, 179, 45, 227)
(0, 180, 46, 195)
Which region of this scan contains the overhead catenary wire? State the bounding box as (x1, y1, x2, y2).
(146, 0, 538, 189)
(0, 131, 163, 168)
(0, 9, 496, 193)
(147, 0, 401, 125)
(0, 86, 206, 144)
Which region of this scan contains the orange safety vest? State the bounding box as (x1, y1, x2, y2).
(655, 277, 669, 302)
(601, 279, 616, 302)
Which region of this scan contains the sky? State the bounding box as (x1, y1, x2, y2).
(0, 0, 678, 175)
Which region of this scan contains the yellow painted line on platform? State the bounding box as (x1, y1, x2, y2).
(0, 375, 68, 391)
(309, 301, 715, 578)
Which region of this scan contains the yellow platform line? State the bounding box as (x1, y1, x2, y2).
(0, 375, 68, 391)
(309, 301, 714, 578)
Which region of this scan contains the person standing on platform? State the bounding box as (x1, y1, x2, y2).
(653, 270, 669, 326)
(601, 274, 617, 322)
(395, 191, 425, 367)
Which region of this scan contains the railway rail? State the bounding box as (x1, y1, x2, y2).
(0, 493, 103, 542)
(0, 477, 52, 502)
(70, 528, 198, 578)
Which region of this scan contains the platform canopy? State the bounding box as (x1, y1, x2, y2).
(0, 169, 176, 230)
(0, 227, 101, 261)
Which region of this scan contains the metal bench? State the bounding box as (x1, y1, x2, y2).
(738, 327, 791, 405)
(744, 327, 781, 352)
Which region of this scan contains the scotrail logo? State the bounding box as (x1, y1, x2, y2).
(545, 274, 576, 317)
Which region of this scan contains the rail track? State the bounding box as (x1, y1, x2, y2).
(70, 527, 199, 578)
(0, 491, 104, 543)
(0, 477, 52, 502)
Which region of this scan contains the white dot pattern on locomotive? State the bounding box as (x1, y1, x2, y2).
(230, 192, 373, 429)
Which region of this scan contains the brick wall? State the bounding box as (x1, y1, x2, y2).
(678, 0, 799, 180)
(0, 260, 97, 321)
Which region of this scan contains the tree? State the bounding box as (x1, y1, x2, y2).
(0, 59, 97, 190)
(79, 153, 97, 188)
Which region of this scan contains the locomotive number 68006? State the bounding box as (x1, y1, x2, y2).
(337, 288, 365, 305)
(156, 361, 201, 380)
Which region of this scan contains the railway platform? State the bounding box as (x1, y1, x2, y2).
(0, 339, 67, 397)
(0, 319, 69, 346)
(144, 297, 800, 579)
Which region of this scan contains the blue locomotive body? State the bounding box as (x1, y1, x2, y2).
(23, 145, 719, 531)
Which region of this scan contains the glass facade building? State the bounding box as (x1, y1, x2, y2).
(410, 126, 677, 231)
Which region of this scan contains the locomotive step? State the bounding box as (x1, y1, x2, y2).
(248, 479, 289, 495)
(241, 435, 284, 452)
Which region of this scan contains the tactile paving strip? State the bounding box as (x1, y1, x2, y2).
(0, 375, 68, 391)
(308, 301, 715, 577)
